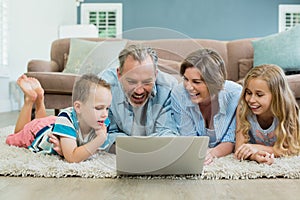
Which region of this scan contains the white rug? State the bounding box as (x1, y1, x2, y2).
(1, 126, 300, 179)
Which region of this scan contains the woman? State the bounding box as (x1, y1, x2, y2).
(171, 48, 242, 164)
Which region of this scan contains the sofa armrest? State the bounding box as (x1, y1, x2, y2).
(27, 60, 60, 72)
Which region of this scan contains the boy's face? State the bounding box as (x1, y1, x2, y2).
(77, 84, 112, 131)
(117, 55, 156, 107)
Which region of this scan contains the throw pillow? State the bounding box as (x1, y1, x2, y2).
(63, 38, 127, 74)
(252, 24, 300, 72)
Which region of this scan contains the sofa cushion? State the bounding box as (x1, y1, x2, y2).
(63, 38, 127, 74)
(238, 58, 253, 79)
(252, 24, 300, 73)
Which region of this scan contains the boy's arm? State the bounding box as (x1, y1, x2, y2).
(60, 126, 107, 163)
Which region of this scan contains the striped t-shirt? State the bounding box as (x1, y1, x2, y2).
(29, 107, 110, 154)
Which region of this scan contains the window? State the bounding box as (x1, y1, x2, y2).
(279, 5, 300, 32)
(81, 3, 122, 38)
(0, 0, 8, 71)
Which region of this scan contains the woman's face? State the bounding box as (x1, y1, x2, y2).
(183, 67, 210, 104)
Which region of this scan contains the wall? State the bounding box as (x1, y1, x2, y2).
(80, 0, 300, 40)
(0, 0, 77, 112)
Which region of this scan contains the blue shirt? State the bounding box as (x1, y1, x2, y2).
(99, 68, 179, 150)
(171, 80, 242, 147)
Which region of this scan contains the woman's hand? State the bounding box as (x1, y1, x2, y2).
(234, 143, 258, 161)
(204, 149, 216, 165)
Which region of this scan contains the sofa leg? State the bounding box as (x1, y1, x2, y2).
(55, 109, 60, 116)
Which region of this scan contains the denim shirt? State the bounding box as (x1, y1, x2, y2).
(171, 80, 242, 147)
(99, 68, 179, 150)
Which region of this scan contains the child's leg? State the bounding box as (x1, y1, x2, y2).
(28, 77, 47, 119)
(14, 75, 38, 133)
(6, 115, 57, 148)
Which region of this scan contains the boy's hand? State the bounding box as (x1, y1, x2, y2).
(95, 124, 108, 141)
(48, 133, 63, 156)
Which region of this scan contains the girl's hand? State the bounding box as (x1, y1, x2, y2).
(252, 151, 274, 165)
(234, 144, 258, 161)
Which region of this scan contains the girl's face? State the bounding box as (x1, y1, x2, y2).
(244, 78, 272, 117)
(183, 67, 210, 104)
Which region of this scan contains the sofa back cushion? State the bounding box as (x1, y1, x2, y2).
(50, 38, 256, 82)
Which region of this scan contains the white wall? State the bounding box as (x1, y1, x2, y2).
(0, 0, 77, 112)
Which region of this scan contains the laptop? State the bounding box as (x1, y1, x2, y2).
(116, 136, 209, 175)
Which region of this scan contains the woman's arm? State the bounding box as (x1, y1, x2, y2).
(205, 142, 234, 165)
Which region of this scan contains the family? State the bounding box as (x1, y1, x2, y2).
(6, 44, 300, 166)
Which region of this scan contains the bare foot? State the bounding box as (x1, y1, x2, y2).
(28, 77, 44, 98)
(17, 75, 37, 102)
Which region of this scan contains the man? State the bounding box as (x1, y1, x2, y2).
(100, 44, 179, 152)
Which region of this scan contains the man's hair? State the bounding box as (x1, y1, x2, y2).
(72, 74, 111, 104)
(180, 48, 226, 96)
(118, 44, 158, 75)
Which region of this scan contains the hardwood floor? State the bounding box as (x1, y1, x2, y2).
(0, 111, 300, 200)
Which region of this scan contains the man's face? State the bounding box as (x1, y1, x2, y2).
(118, 55, 156, 107)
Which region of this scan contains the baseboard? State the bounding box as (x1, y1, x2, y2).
(0, 99, 12, 113)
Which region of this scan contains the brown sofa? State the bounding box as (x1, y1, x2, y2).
(26, 38, 300, 114)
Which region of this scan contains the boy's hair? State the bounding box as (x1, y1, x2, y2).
(238, 64, 300, 156)
(118, 44, 158, 75)
(180, 48, 226, 96)
(72, 74, 111, 104)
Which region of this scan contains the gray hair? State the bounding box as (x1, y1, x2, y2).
(118, 44, 158, 74)
(180, 48, 226, 95)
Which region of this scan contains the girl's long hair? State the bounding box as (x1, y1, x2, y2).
(237, 64, 300, 156)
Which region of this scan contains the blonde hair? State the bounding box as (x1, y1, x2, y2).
(238, 64, 300, 156)
(72, 74, 111, 104)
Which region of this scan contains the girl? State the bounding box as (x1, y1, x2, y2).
(235, 64, 300, 164)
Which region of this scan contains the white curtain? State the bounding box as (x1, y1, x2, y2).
(0, 0, 8, 68)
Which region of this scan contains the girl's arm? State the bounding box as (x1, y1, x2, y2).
(234, 105, 246, 152)
(60, 127, 107, 163)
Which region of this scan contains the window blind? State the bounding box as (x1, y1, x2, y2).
(81, 3, 122, 38)
(0, 0, 8, 68)
(279, 5, 300, 32)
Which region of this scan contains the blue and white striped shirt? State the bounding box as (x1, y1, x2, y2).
(29, 107, 109, 154)
(171, 80, 242, 148)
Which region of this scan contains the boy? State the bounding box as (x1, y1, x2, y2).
(6, 74, 112, 163)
